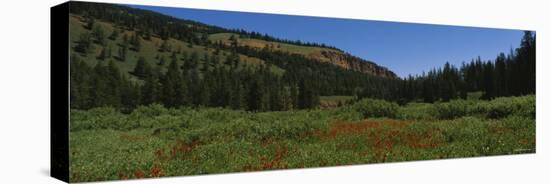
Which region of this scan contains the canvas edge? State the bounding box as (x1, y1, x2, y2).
(51, 1, 70, 183)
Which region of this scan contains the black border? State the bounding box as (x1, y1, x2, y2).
(51, 1, 70, 183)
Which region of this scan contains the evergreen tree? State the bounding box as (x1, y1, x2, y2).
(70, 54, 92, 109)
(159, 40, 169, 52)
(494, 53, 508, 96)
(106, 45, 112, 59)
(108, 28, 119, 40)
(92, 24, 106, 46)
(75, 32, 93, 55)
(133, 57, 152, 78)
(290, 84, 299, 109)
(118, 34, 129, 61)
(298, 79, 310, 109)
(247, 77, 262, 111)
(143, 30, 151, 40)
(85, 17, 95, 30)
(161, 57, 187, 107)
(131, 33, 141, 51)
(158, 56, 166, 66)
(141, 66, 161, 105)
(482, 62, 495, 99)
(105, 60, 122, 107)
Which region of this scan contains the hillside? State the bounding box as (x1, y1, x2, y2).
(210, 33, 396, 78)
(68, 1, 396, 79)
(69, 14, 285, 82)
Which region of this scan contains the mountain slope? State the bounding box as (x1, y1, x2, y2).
(209, 34, 397, 78)
(69, 1, 396, 78)
(69, 14, 285, 82)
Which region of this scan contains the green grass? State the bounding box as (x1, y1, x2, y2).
(69, 95, 535, 182)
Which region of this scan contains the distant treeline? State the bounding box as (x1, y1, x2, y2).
(398, 31, 536, 103)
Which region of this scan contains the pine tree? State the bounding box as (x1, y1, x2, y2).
(281, 86, 293, 110)
(143, 30, 151, 40)
(85, 17, 95, 30)
(185, 51, 199, 70)
(201, 53, 210, 72)
(118, 34, 129, 61)
(196, 76, 212, 107)
(133, 57, 152, 78)
(120, 77, 140, 112)
(158, 56, 166, 66)
(159, 40, 169, 52)
(229, 34, 238, 48)
(106, 45, 112, 59)
(290, 84, 299, 109)
(247, 77, 262, 111)
(131, 33, 141, 51)
(108, 29, 119, 40)
(141, 66, 161, 105)
(161, 57, 187, 107)
(494, 53, 508, 96)
(482, 62, 495, 99)
(70, 54, 92, 109)
(105, 60, 122, 108)
(75, 32, 93, 55)
(90, 62, 109, 107)
(92, 25, 106, 46)
(298, 79, 309, 109)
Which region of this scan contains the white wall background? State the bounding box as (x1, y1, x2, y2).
(0, 0, 547, 183)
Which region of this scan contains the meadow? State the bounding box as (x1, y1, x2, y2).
(69, 95, 535, 182)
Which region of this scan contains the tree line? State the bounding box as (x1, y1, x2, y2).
(398, 31, 535, 103)
(70, 53, 320, 112)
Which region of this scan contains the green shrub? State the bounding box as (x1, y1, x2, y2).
(431, 95, 535, 120)
(433, 100, 476, 119)
(130, 104, 168, 118)
(352, 98, 398, 118)
(482, 95, 535, 119)
(70, 107, 127, 131)
(397, 103, 436, 120)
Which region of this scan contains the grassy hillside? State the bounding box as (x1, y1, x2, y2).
(69, 15, 285, 81)
(210, 33, 337, 56)
(69, 95, 535, 182)
(210, 33, 396, 78)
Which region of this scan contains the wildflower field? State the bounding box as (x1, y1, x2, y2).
(69, 95, 535, 182)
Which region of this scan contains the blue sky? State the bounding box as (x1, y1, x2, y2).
(129, 5, 525, 78)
